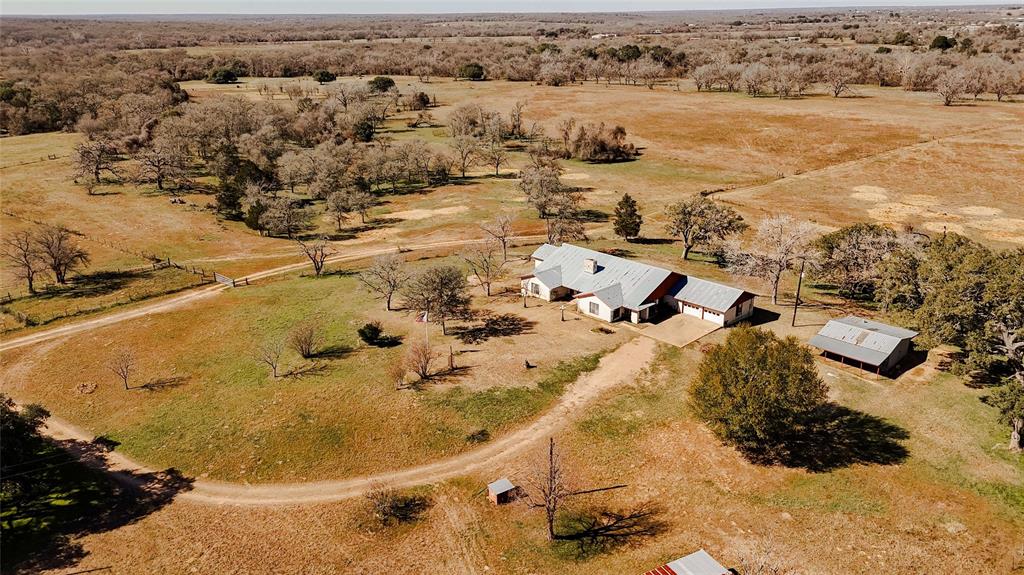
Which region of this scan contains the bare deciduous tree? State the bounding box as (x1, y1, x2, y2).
(462, 240, 506, 296)
(133, 134, 189, 190)
(73, 138, 120, 184)
(726, 215, 818, 304)
(359, 254, 409, 311)
(108, 348, 136, 390)
(478, 138, 509, 176)
(449, 135, 480, 178)
(288, 319, 325, 359)
(664, 196, 747, 260)
(480, 214, 516, 262)
(935, 68, 966, 106)
(297, 236, 333, 277)
(402, 265, 472, 335)
(254, 340, 284, 378)
(2, 230, 43, 293)
(326, 191, 351, 231)
(35, 226, 90, 285)
(405, 340, 438, 380)
(526, 438, 573, 540)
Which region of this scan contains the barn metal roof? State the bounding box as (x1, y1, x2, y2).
(487, 478, 515, 495)
(668, 275, 749, 313)
(530, 244, 672, 310)
(642, 549, 730, 575)
(809, 316, 918, 366)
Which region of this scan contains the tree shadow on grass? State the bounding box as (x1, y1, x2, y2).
(553, 502, 668, 561)
(138, 375, 190, 392)
(450, 313, 536, 344)
(32, 270, 142, 301)
(746, 403, 910, 473)
(311, 344, 355, 360)
(3, 436, 193, 574)
(283, 362, 330, 379)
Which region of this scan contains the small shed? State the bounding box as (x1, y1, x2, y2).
(487, 478, 516, 505)
(642, 549, 729, 575)
(809, 316, 918, 374)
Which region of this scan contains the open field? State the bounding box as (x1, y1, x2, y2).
(3, 51, 1024, 574)
(0, 255, 633, 482)
(19, 307, 1022, 574)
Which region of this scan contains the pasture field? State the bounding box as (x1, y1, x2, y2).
(22, 320, 1021, 574)
(2, 72, 1023, 574)
(0, 255, 632, 482)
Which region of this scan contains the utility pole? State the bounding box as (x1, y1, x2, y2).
(792, 257, 805, 327)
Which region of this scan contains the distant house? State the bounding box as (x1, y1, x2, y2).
(642, 549, 730, 575)
(809, 316, 918, 374)
(487, 478, 516, 505)
(521, 243, 754, 326)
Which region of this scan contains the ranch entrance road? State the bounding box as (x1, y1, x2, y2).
(0, 235, 544, 353)
(40, 336, 656, 506)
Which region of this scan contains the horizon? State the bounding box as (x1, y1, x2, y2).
(0, 1, 1012, 17)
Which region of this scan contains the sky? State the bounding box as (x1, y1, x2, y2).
(0, 0, 1007, 16)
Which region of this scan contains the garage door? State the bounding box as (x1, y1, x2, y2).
(683, 304, 702, 318)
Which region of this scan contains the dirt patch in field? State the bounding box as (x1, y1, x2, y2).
(922, 221, 966, 235)
(959, 205, 1004, 217)
(561, 172, 591, 181)
(850, 185, 889, 202)
(388, 206, 469, 220)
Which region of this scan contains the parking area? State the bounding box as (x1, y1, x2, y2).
(639, 312, 721, 348)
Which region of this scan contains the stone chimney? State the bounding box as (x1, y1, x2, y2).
(583, 258, 597, 274)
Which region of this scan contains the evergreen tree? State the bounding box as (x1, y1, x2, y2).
(690, 326, 827, 460)
(612, 192, 642, 241)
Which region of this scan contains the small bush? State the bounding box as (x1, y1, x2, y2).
(358, 321, 384, 344)
(365, 486, 431, 526)
(367, 76, 396, 93)
(458, 62, 485, 80)
(465, 428, 491, 443)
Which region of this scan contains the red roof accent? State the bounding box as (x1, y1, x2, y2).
(642, 566, 677, 575)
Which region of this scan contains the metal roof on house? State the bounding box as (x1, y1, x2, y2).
(531, 243, 560, 261)
(809, 316, 918, 366)
(487, 478, 515, 495)
(590, 284, 624, 308)
(642, 550, 729, 575)
(668, 275, 750, 313)
(530, 244, 673, 310)
(533, 266, 562, 288)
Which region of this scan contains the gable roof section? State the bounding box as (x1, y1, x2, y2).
(533, 266, 562, 289)
(668, 275, 750, 313)
(643, 549, 729, 575)
(531, 243, 559, 261)
(531, 244, 672, 310)
(586, 283, 624, 309)
(809, 316, 918, 366)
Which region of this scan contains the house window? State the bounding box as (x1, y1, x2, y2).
(589, 302, 599, 315)
(530, 282, 540, 295)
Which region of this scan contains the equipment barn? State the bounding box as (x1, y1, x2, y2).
(809, 316, 918, 374)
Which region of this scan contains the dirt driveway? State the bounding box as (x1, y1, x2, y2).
(639, 313, 719, 348)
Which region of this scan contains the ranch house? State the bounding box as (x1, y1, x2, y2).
(521, 243, 755, 326)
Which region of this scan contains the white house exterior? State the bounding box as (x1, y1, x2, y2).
(521, 244, 755, 326)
